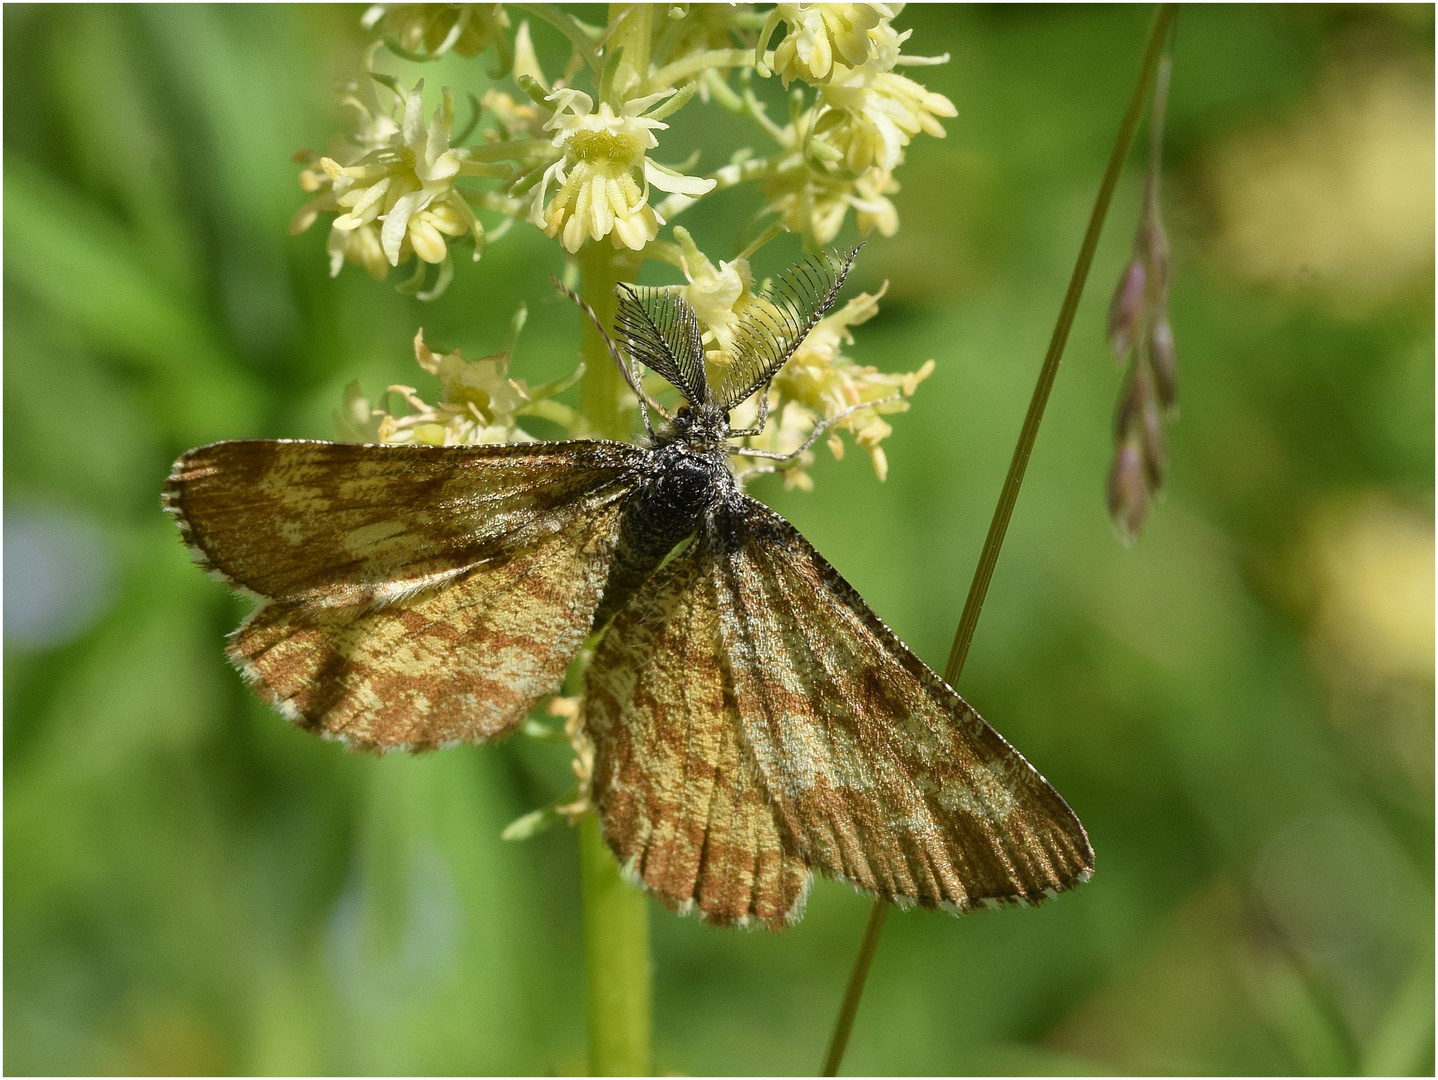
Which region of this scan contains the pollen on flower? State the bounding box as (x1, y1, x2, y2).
(530, 88, 714, 254)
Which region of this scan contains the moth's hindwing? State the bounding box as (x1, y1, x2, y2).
(163, 439, 643, 750)
(585, 536, 812, 930)
(584, 491, 1092, 924)
(712, 494, 1093, 911)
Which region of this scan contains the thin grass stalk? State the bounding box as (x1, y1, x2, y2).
(820, 6, 1178, 1074)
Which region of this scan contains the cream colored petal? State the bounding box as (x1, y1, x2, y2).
(402, 80, 427, 148)
(325, 225, 348, 278)
(624, 89, 676, 116)
(588, 175, 612, 240)
(381, 189, 429, 265)
(562, 209, 586, 252)
(529, 162, 561, 227)
(644, 159, 716, 196)
(410, 217, 448, 263)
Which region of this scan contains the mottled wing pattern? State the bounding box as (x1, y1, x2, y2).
(710, 494, 1094, 912)
(164, 439, 642, 750)
(585, 538, 811, 929)
(163, 439, 641, 604)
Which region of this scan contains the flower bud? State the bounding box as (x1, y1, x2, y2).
(1149, 317, 1177, 411)
(1107, 439, 1149, 545)
(1140, 394, 1166, 489)
(1107, 259, 1145, 360)
(1113, 362, 1152, 441)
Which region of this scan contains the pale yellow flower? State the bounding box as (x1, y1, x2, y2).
(294, 81, 494, 279)
(667, 228, 759, 368)
(761, 166, 898, 246)
(850, 167, 900, 236)
(290, 88, 402, 276)
(728, 397, 824, 491)
(479, 89, 544, 140)
(377, 329, 535, 446)
(327, 220, 392, 280)
(758, 3, 898, 86)
(362, 3, 509, 60)
(662, 3, 751, 72)
(334, 82, 488, 265)
(530, 88, 715, 253)
(817, 68, 957, 172)
(761, 168, 852, 246)
(735, 284, 933, 483)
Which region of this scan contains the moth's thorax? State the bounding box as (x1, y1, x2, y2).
(591, 437, 736, 629)
(635, 438, 735, 523)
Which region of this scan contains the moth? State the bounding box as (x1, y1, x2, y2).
(163, 248, 1092, 929)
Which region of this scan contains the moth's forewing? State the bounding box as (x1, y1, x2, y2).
(162, 439, 642, 604)
(164, 438, 643, 750)
(585, 536, 811, 929)
(710, 495, 1094, 912)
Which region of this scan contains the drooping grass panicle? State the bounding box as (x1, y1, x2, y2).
(1107, 50, 1177, 544)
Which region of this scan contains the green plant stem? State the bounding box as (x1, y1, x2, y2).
(580, 813, 652, 1076)
(571, 10, 661, 1073)
(609, 1, 654, 93)
(577, 243, 640, 440)
(575, 155, 650, 1077)
(820, 6, 1177, 1076)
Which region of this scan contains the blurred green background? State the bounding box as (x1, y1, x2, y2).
(5, 4, 1433, 1075)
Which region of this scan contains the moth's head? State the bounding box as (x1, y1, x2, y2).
(671, 401, 729, 445)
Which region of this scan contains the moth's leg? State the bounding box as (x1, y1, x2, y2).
(634, 367, 656, 440)
(731, 393, 903, 464)
(727, 381, 773, 438)
(631, 359, 675, 436)
(734, 461, 778, 482)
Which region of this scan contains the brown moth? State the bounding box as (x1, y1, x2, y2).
(163, 249, 1093, 930)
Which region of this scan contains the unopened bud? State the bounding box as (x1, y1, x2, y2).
(1107, 260, 1145, 359)
(1107, 439, 1149, 545)
(1114, 363, 1153, 441)
(1140, 395, 1166, 489)
(1149, 317, 1177, 411)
